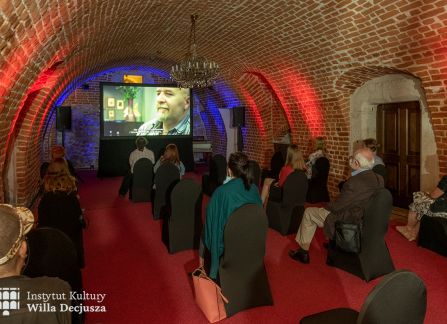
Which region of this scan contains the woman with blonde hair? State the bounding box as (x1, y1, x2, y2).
(43, 158, 77, 193)
(154, 143, 186, 177)
(38, 158, 85, 267)
(306, 136, 326, 179)
(261, 144, 306, 205)
(49, 145, 77, 178)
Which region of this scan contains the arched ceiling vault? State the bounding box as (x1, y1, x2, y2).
(1, 0, 447, 203)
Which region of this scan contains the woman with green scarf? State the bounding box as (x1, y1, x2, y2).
(201, 152, 262, 280)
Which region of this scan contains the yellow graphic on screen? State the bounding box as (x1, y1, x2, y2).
(124, 75, 143, 83)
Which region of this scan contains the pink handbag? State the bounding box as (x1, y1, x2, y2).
(192, 267, 228, 323)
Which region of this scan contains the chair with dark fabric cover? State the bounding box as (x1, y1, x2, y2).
(300, 269, 427, 324)
(372, 164, 387, 182)
(218, 204, 273, 317)
(248, 160, 261, 189)
(37, 191, 85, 268)
(24, 227, 84, 324)
(326, 188, 395, 281)
(306, 157, 330, 203)
(270, 151, 285, 180)
(40, 162, 50, 179)
(130, 158, 153, 202)
(162, 179, 202, 253)
(418, 216, 447, 257)
(153, 162, 180, 220)
(266, 170, 308, 235)
(202, 154, 227, 196)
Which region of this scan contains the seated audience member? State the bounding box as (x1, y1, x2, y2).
(201, 152, 262, 279)
(38, 158, 85, 267)
(154, 143, 185, 178)
(305, 136, 326, 179)
(339, 138, 385, 192)
(396, 176, 447, 241)
(119, 136, 155, 197)
(363, 138, 385, 167)
(0, 204, 71, 322)
(261, 144, 306, 205)
(42, 158, 79, 193)
(51, 145, 77, 178)
(289, 147, 384, 264)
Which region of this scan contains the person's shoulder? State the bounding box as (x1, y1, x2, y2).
(42, 190, 67, 199)
(137, 118, 160, 133)
(355, 169, 383, 185)
(294, 168, 306, 175)
(345, 170, 371, 183)
(215, 178, 240, 194)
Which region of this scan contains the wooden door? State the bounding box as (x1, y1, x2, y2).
(377, 102, 420, 208)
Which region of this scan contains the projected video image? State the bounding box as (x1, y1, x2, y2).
(101, 83, 191, 138)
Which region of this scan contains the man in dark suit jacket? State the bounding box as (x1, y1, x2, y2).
(289, 147, 384, 264)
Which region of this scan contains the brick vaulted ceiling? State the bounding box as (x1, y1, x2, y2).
(1, 0, 447, 204)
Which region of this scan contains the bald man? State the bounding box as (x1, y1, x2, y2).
(137, 87, 190, 135)
(289, 148, 384, 264)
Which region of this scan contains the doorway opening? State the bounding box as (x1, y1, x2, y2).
(350, 74, 438, 206)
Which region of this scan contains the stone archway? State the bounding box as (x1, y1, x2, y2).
(350, 74, 438, 191)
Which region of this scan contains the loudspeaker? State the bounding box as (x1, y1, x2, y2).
(56, 106, 72, 131)
(232, 106, 245, 127)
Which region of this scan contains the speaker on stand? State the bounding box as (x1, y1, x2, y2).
(56, 106, 72, 147)
(232, 106, 245, 152)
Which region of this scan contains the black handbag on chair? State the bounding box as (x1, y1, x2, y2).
(334, 221, 362, 253)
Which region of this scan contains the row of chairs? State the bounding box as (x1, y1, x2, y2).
(138, 156, 428, 322)
(264, 167, 395, 282)
(157, 176, 426, 322)
(202, 153, 330, 203)
(270, 151, 330, 203)
(188, 154, 393, 281)
(148, 161, 273, 317)
(127, 158, 181, 220)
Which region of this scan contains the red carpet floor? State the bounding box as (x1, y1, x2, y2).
(78, 171, 447, 324)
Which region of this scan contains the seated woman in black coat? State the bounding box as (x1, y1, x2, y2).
(396, 175, 447, 241)
(38, 158, 85, 267)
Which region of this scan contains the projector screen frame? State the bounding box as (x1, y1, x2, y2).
(99, 82, 193, 140)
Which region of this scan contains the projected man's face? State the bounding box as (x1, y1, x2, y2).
(156, 87, 190, 127)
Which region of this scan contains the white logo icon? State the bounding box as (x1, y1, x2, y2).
(0, 288, 20, 316)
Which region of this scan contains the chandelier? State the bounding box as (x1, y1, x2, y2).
(170, 14, 220, 88)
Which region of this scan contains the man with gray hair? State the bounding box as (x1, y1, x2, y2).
(0, 204, 71, 323)
(137, 87, 190, 135)
(289, 147, 384, 264)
